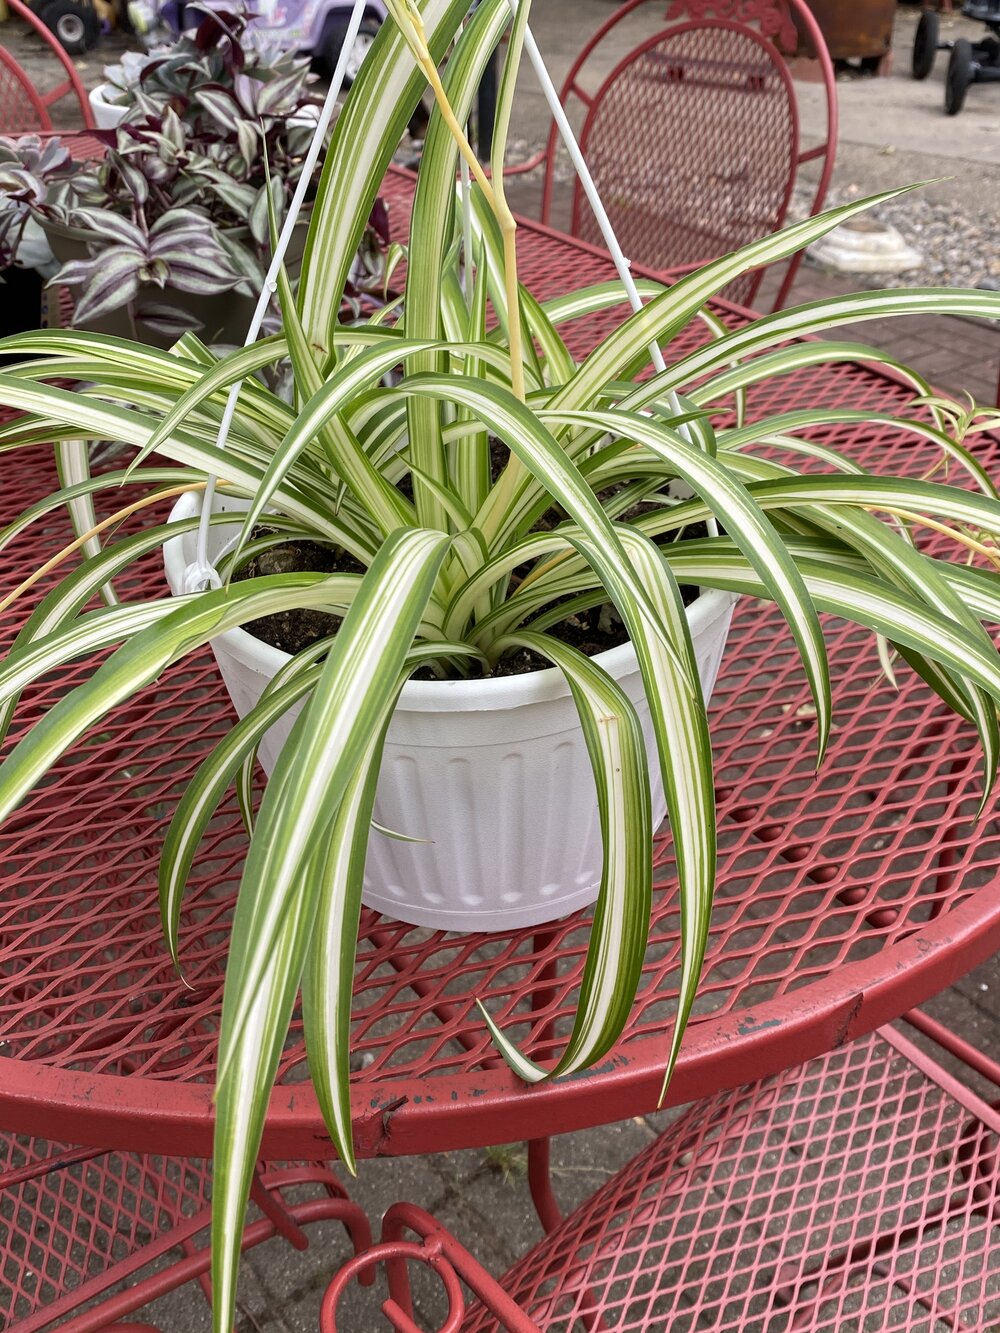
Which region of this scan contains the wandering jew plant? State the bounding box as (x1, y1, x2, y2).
(1, 0, 1000, 1326)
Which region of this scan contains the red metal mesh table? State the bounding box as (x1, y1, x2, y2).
(321, 1022, 1000, 1331)
(0, 171, 999, 1165)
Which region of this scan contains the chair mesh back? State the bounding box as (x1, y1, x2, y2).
(0, 50, 49, 134)
(570, 25, 796, 306)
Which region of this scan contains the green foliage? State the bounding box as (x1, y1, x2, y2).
(0, 2, 999, 1328)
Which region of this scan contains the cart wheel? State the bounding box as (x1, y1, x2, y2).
(37, 0, 100, 52)
(945, 38, 973, 114)
(320, 14, 381, 85)
(912, 9, 939, 79)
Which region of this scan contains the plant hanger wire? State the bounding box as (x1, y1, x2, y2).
(185, 0, 689, 601)
(183, 0, 372, 593)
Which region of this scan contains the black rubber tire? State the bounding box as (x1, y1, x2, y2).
(945, 38, 974, 114)
(320, 14, 381, 86)
(912, 9, 939, 79)
(37, 0, 100, 53)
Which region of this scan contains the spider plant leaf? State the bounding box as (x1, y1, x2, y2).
(613, 528, 716, 1100)
(53, 439, 117, 603)
(402, 0, 510, 530)
(719, 455, 1000, 784)
(405, 459, 477, 533)
(298, 0, 475, 349)
(275, 249, 417, 538)
(0, 514, 200, 747)
(225, 657, 481, 1333)
(0, 374, 354, 541)
(728, 473, 1000, 540)
(210, 835, 317, 1333)
(0, 575, 363, 824)
(693, 304, 746, 429)
(720, 408, 997, 499)
(518, 282, 576, 387)
(543, 405, 832, 761)
(123, 337, 293, 474)
(511, 278, 667, 339)
(443, 528, 574, 641)
(301, 702, 394, 1174)
(661, 545, 1000, 730)
(404, 376, 689, 677)
(159, 658, 325, 968)
(557, 188, 932, 412)
(0, 467, 193, 551)
(232, 338, 457, 561)
(454, 235, 492, 518)
(8, 357, 287, 453)
(630, 288, 1000, 412)
(525, 525, 719, 1098)
(213, 529, 451, 1088)
(691, 340, 934, 413)
(477, 630, 652, 1081)
(0, 601, 177, 724)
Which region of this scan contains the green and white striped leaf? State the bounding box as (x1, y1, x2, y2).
(542, 405, 832, 759)
(401, 375, 688, 674)
(210, 836, 318, 1333)
(0, 515, 201, 746)
(618, 289, 1000, 416)
(614, 529, 717, 1098)
(0, 575, 362, 824)
(300, 702, 394, 1173)
(213, 529, 451, 1085)
(401, 0, 510, 530)
(298, 0, 474, 349)
(478, 630, 652, 1080)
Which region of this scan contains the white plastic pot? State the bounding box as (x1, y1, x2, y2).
(88, 84, 129, 130)
(164, 492, 736, 933)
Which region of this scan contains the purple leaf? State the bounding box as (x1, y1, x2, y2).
(70, 209, 147, 249)
(134, 299, 205, 339)
(194, 88, 242, 134)
(70, 255, 143, 324)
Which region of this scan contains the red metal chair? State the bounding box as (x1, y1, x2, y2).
(510, 0, 837, 310)
(322, 1013, 1000, 1331)
(0, 1144, 371, 1331)
(0, 0, 95, 132)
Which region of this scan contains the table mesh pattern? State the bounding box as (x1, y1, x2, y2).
(464, 1031, 1000, 1332)
(0, 1134, 212, 1329)
(0, 378, 997, 1101)
(2, 187, 1000, 1133)
(569, 25, 795, 307)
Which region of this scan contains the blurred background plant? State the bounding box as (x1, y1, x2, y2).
(0, 3, 389, 343)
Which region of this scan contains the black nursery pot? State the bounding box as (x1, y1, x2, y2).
(0, 266, 44, 364)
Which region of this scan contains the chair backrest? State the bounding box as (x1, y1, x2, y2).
(537, 0, 837, 310)
(0, 42, 53, 133)
(0, 0, 95, 131)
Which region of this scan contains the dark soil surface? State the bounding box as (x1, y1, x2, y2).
(234, 504, 707, 677)
(233, 533, 364, 655)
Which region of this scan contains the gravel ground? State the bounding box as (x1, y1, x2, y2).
(502, 132, 1000, 297)
(6, 2, 996, 295)
(796, 184, 1000, 294)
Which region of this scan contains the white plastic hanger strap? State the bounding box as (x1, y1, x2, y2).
(182, 0, 372, 593)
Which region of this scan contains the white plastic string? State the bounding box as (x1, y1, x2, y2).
(182, 0, 371, 593)
(508, 2, 710, 527)
(511, 12, 670, 374)
(185, 0, 701, 596)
